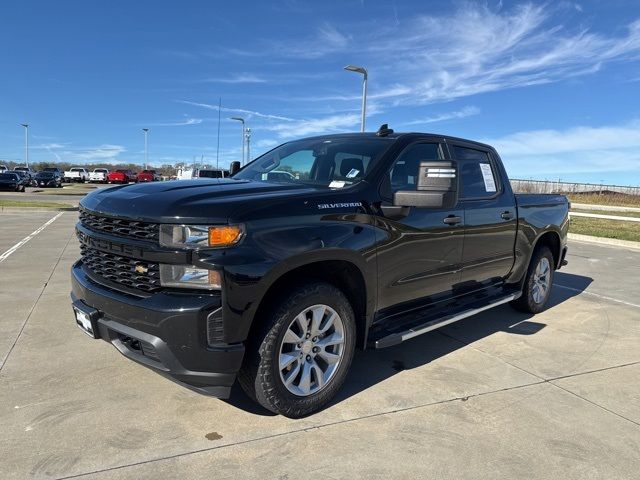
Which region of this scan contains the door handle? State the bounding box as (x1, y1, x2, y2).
(443, 215, 462, 225)
(501, 211, 514, 220)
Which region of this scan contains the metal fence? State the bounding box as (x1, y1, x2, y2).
(510, 179, 640, 196)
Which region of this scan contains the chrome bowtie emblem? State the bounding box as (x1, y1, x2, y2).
(134, 264, 148, 274)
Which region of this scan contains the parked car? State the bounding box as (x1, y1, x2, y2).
(107, 169, 137, 184)
(0, 172, 25, 192)
(14, 166, 37, 186)
(137, 169, 161, 182)
(34, 171, 63, 188)
(4, 170, 31, 191)
(197, 169, 229, 179)
(264, 170, 295, 182)
(71, 126, 569, 417)
(0, 165, 7, 173)
(64, 167, 90, 183)
(89, 168, 110, 183)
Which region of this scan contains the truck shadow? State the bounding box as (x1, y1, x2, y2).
(224, 272, 593, 416)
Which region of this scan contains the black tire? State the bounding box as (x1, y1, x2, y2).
(239, 282, 356, 418)
(510, 246, 554, 314)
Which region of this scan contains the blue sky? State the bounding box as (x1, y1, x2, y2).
(1, 0, 639, 184)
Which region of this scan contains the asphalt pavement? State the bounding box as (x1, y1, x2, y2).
(0, 211, 638, 479)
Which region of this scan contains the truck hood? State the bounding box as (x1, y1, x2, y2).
(80, 178, 324, 223)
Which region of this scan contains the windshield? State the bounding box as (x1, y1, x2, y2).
(233, 137, 393, 187)
(70, 168, 84, 172)
(36, 172, 54, 178)
(0, 173, 18, 180)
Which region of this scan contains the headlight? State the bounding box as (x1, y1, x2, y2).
(159, 264, 221, 289)
(159, 224, 243, 249)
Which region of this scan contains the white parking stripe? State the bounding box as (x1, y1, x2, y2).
(555, 283, 640, 309)
(0, 212, 64, 263)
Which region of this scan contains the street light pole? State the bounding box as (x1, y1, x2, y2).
(142, 128, 149, 170)
(344, 65, 368, 132)
(230, 117, 245, 166)
(20, 123, 29, 167)
(245, 128, 251, 164)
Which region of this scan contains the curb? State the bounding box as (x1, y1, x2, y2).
(0, 206, 78, 213)
(571, 203, 640, 213)
(569, 211, 640, 222)
(568, 233, 640, 250)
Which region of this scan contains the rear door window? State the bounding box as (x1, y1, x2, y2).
(453, 146, 499, 199)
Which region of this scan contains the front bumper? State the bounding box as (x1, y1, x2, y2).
(71, 260, 244, 398)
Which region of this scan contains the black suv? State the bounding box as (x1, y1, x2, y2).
(35, 171, 63, 188)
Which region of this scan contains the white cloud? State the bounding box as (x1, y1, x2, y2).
(201, 74, 267, 84)
(270, 23, 351, 59)
(290, 85, 412, 103)
(58, 144, 126, 163)
(400, 106, 480, 126)
(483, 120, 640, 176)
(383, 5, 640, 103)
(266, 4, 640, 105)
(145, 117, 203, 127)
(256, 139, 280, 149)
(266, 113, 360, 138)
(178, 100, 295, 122)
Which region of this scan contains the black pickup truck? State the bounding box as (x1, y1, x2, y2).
(71, 126, 569, 417)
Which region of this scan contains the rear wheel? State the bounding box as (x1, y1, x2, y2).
(510, 246, 554, 313)
(239, 282, 356, 418)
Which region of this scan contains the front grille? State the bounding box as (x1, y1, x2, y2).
(80, 244, 160, 292)
(79, 207, 159, 242)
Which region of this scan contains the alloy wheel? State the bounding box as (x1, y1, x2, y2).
(532, 257, 551, 304)
(278, 304, 345, 396)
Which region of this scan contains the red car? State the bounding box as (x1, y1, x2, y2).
(107, 169, 137, 184)
(137, 169, 160, 182)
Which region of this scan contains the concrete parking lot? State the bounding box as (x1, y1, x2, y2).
(0, 211, 638, 479)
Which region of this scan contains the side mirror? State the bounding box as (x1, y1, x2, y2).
(394, 161, 457, 209)
(229, 161, 241, 176)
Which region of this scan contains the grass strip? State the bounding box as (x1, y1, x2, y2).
(569, 216, 640, 242)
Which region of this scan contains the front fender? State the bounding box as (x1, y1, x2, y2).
(196, 213, 379, 344)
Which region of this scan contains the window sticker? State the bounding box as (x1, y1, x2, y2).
(329, 180, 346, 188)
(479, 163, 496, 192)
(346, 168, 360, 178)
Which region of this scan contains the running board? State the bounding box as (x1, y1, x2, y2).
(374, 293, 520, 349)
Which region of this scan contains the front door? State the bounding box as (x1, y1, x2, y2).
(375, 141, 464, 316)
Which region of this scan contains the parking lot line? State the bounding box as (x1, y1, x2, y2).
(0, 212, 63, 263)
(555, 283, 640, 309)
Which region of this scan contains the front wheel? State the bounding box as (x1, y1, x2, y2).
(239, 282, 356, 418)
(510, 246, 554, 314)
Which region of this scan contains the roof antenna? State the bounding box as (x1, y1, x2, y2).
(376, 124, 394, 137)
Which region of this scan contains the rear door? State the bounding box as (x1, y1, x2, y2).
(451, 143, 517, 287)
(375, 140, 464, 314)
